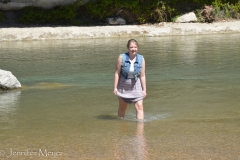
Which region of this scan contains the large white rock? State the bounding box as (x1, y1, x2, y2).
(175, 12, 198, 23)
(0, 69, 21, 90)
(0, 0, 89, 10)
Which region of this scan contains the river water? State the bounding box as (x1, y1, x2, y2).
(0, 34, 240, 160)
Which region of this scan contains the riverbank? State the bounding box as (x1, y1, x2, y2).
(0, 21, 240, 41)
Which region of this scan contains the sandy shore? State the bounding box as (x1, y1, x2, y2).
(0, 21, 240, 41)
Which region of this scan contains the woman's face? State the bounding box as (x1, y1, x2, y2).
(128, 42, 138, 55)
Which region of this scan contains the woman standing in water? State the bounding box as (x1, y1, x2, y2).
(113, 39, 146, 120)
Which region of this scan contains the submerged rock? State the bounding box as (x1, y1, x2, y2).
(0, 69, 21, 90)
(22, 82, 72, 90)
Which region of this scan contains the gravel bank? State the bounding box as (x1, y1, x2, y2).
(0, 21, 240, 41)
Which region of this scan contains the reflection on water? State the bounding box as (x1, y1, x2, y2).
(0, 34, 240, 159)
(114, 121, 148, 160)
(0, 91, 21, 114)
(0, 91, 21, 129)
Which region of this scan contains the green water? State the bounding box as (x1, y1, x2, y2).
(0, 34, 240, 159)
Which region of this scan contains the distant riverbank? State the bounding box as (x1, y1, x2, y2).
(0, 21, 240, 41)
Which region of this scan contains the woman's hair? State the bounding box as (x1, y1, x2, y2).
(127, 39, 139, 48)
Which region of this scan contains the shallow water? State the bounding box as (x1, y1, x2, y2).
(0, 34, 240, 159)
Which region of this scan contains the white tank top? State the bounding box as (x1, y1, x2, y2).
(128, 59, 135, 78)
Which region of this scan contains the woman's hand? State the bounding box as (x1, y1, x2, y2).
(142, 90, 147, 98)
(113, 88, 118, 95)
(113, 55, 121, 96)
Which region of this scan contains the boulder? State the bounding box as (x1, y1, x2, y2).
(0, 69, 21, 90)
(175, 12, 198, 23)
(106, 17, 126, 25)
(33, 0, 76, 9)
(0, 0, 90, 10)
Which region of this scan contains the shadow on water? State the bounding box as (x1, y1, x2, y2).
(95, 114, 118, 120)
(96, 113, 169, 122)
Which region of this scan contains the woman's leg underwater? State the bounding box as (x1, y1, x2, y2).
(118, 97, 128, 118)
(134, 100, 144, 120)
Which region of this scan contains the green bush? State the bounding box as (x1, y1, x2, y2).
(16, 0, 240, 25)
(0, 11, 5, 22)
(84, 0, 143, 23)
(83, 0, 240, 24)
(212, 0, 240, 20)
(18, 7, 45, 24)
(84, 0, 179, 24)
(18, 4, 78, 25)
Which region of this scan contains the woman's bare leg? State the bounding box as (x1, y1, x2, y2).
(118, 97, 128, 118)
(134, 100, 144, 120)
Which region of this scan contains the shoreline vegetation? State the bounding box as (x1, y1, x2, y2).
(0, 0, 240, 41)
(0, 0, 240, 26)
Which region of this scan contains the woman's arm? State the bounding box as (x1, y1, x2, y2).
(140, 58, 147, 97)
(113, 55, 122, 95)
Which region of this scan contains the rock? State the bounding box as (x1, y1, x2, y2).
(0, 69, 21, 90)
(106, 17, 126, 25)
(0, 1, 32, 10)
(33, 0, 76, 9)
(175, 12, 198, 23)
(1, 0, 11, 4)
(0, 0, 90, 10)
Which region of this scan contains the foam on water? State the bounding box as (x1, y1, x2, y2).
(122, 112, 169, 122)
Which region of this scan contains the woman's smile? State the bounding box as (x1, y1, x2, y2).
(129, 43, 138, 55)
